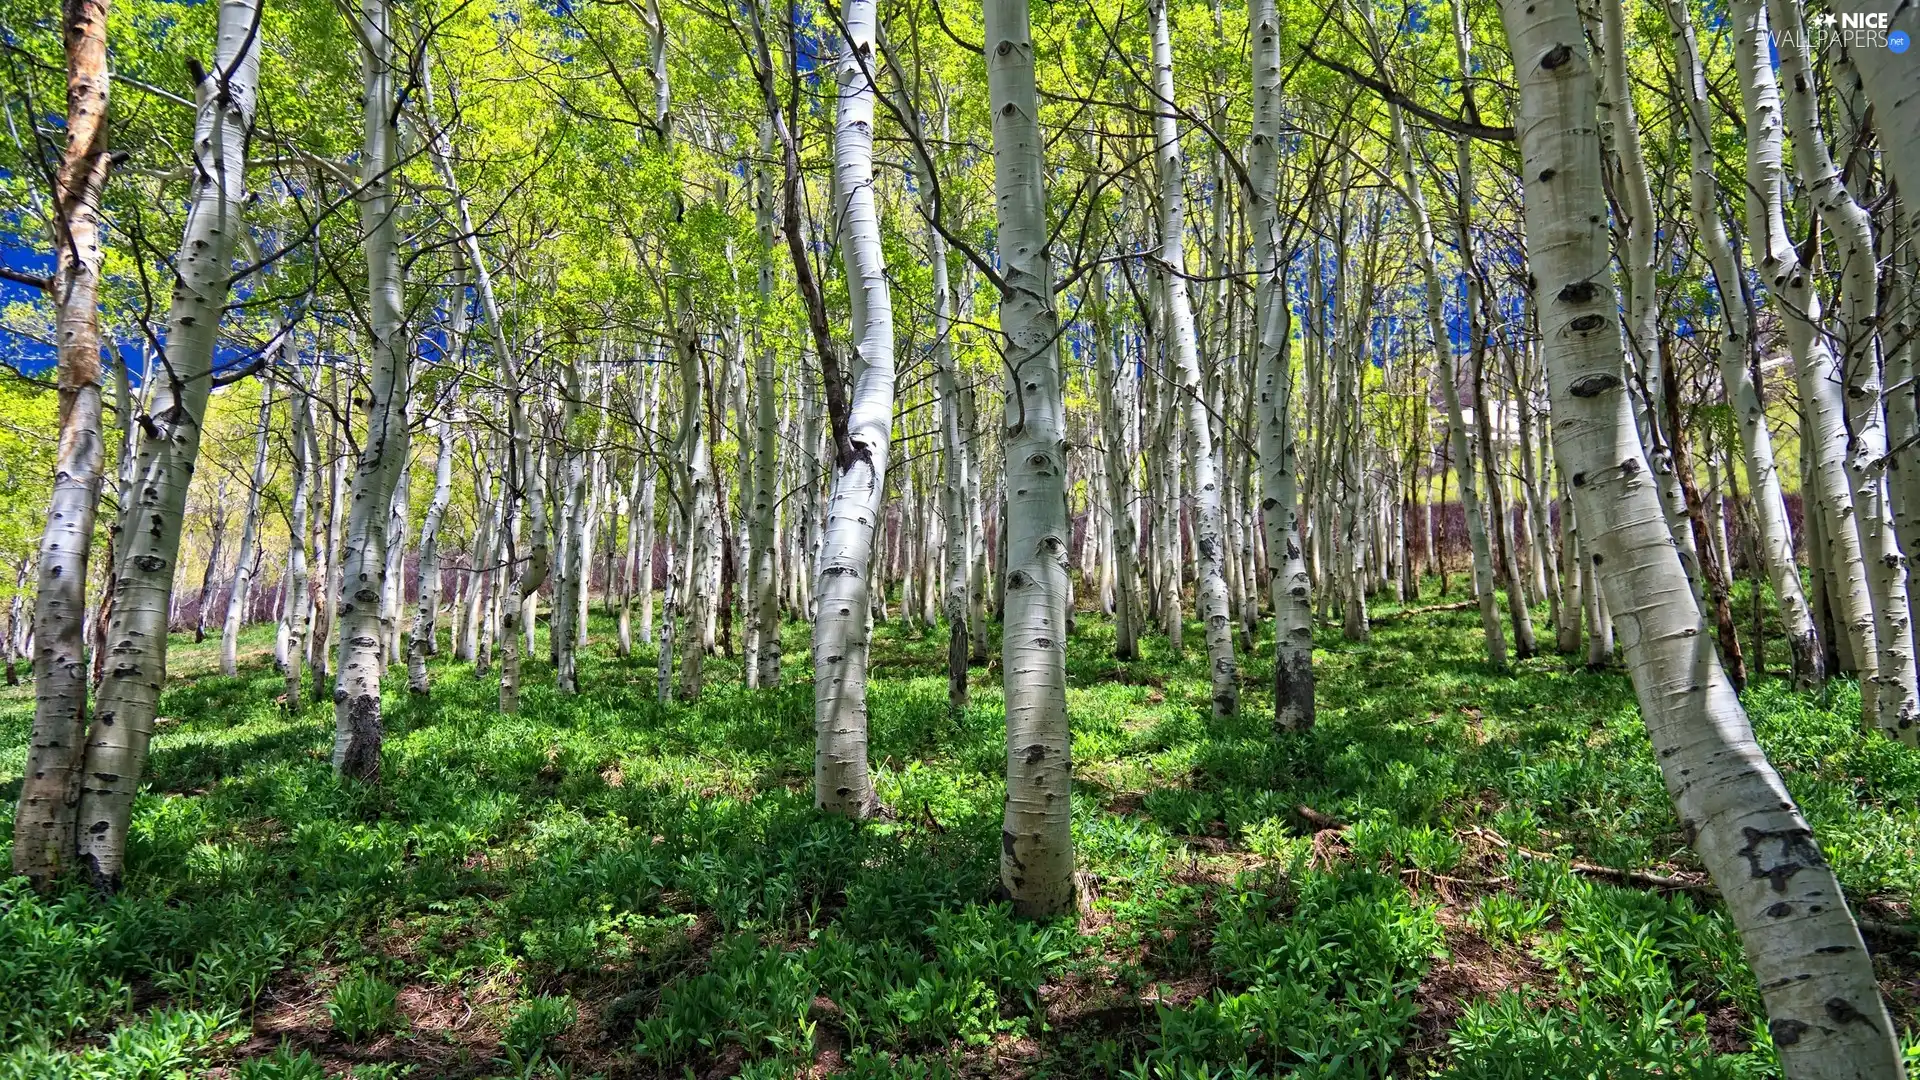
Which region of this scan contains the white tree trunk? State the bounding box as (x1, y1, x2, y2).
(1597, 0, 1697, 573)
(1092, 269, 1142, 663)
(459, 440, 498, 663)
(918, 123, 972, 705)
(1150, 0, 1237, 715)
(500, 436, 549, 715)
(221, 375, 276, 675)
(553, 363, 586, 695)
(1768, 0, 1917, 737)
(74, 0, 260, 886)
(581, 366, 610, 648)
(283, 377, 316, 707)
(1731, 0, 1879, 724)
(329, 0, 410, 781)
(407, 412, 456, 695)
(1825, 2, 1918, 228)
(812, 0, 895, 817)
(1499, 3, 1904, 1072)
(1250, 0, 1312, 729)
(1663, 0, 1823, 687)
(380, 449, 412, 667)
(987, 0, 1075, 916)
(635, 359, 662, 647)
(747, 122, 783, 690)
(11, 0, 112, 882)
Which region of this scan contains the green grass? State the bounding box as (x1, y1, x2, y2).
(2, 582, 1920, 1078)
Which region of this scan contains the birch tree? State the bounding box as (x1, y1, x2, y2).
(1150, 0, 1237, 716)
(1249, 0, 1311, 729)
(330, 0, 411, 780)
(220, 374, 276, 676)
(407, 406, 457, 695)
(283, 375, 315, 708)
(1767, 0, 1917, 736)
(811, 0, 896, 817)
(73, 0, 262, 886)
(986, 0, 1074, 916)
(746, 121, 782, 690)
(1662, 0, 1822, 687)
(1497, 0, 1903, 1070)
(11, 0, 114, 883)
(1730, 0, 1879, 726)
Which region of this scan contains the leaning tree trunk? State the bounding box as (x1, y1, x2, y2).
(919, 124, 973, 707)
(193, 481, 229, 643)
(330, 0, 410, 782)
(986, 0, 1075, 917)
(811, 0, 895, 818)
(1768, 0, 1917, 738)
(283, 380, 315, 708)
(1250, 0, 1312, 730)
(1663, 0, 1822, 688)
(11, 0, 114, 884)
(1731, 0, 1879, 726)
(1092, 267, 1142, 663)
(221, 374, 276, 676)
(1826, 0, 1917, 256)
(1150, 0, 1237, 716)
(1598, 0, 1697, 573)
(746, 122, 783, 690)
(73, 0, 260, 889)
(1497, 2, 1905, 1073)
(407, 410, 456, 695)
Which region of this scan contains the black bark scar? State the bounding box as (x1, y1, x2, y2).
(1737, 826, 1825, 892)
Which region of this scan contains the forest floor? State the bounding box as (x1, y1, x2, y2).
(6, 586, 1920, 1079)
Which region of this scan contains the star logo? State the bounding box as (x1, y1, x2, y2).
(1812, 11, 1837, 25)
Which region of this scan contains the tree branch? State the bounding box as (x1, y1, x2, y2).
(1302, 44, 1514, 142)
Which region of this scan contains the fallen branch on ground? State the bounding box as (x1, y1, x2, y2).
(1369, 600, 1476, 622)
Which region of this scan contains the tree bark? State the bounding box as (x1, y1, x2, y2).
(987, 0, 1075, 916)
(1250, 0, 1312, 730)
(407, 410, 457, 695)
(329, 0, 409, 781)
(1092, 268, 1142, 663)
(74, 0, 261, 887)
(221, 374, 276, 676)
(812, 0, 895, 817)
(1731, 0, 1879, 726)
(747, 121, 783, 690)
(1497, 2, 1904, 1071)
(1663, 0, 1822, 687)
(12, 0, 114, 884)
(1768, 0, 1917, 737)
(283, 376, 316, 708)
(1150, 0, 1237, 714)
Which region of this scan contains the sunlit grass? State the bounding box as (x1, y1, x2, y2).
(1, 580, 1917, 1077)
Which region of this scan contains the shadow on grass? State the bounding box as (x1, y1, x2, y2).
(3, 587, 1920, 1078)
